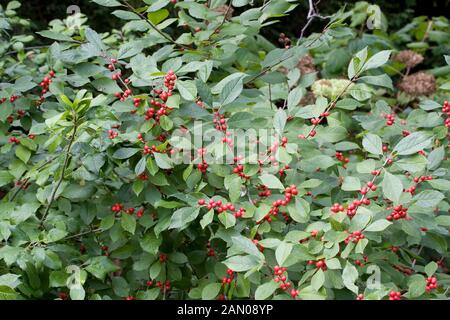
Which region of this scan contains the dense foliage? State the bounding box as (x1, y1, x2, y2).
(0, 0, 449, 300)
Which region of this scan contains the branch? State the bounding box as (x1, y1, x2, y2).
(298, 0, 332, 42)
(40, 123, 78, 224)
(122, 0, 189, 49)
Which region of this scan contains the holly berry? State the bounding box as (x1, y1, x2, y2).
(387, 205, 408, 221)
(388, 291, 401, 300)
(111, 203, 124, 213)
(425, 277, 438, 292)
(344, 230, 365, 244)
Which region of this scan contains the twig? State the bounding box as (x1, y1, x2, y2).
(298, 0, 332, 42)
(62, 228, 103, 241)
(122, 0, 188, 49)
(9, 156, 57, 201)
(40, 122, 78, 224)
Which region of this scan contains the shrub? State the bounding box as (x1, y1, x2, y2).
(0, 0, 449, 300)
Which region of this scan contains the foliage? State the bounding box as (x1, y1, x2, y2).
(0, 0, 449, 300)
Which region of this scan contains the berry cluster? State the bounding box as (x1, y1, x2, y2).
(163, 70, 177, 92)
(155, 280, 171, 291)
(232, 163, 250, 180)
(387, 205, 409, 221)
(278, 164, 290, 177)
(384, 113, 395, 126)
(198, 199, 245, 218)
(277, 33, 291, 48)
(111, 203, 124, 213)
(273, 265, 296, 294)
(335, 152, 349, 167)
(39, 70, 56, 100)
(108, 129, 118, 139)
(425, 276, 438, 292)
(260, 185, 298, 223)
(308, 259, 327, 271)
(443, 101, 450, 116)
(222, 269, 234, 285)
(197, 160, 208, 173)
(356, 293, 364, 300)
(15, 179, 31, 190)
(206, 242, 215, 257)
(213, 112, 228, 132)
(145, 99, 172, 121)
(257, 185, 271, 198)
(252, 239, 265, 252)
(330, 202, 345, 214)
(405, 175, 433, 194)
(388, 291, 401, 300)
(138, 173, 148, 181)
(9, 137, 20, 144)
(143, 145, 160, 155)
(101, 245, 109, 256)
(346, 197, 371, 218)
(344, 230, 365, 244)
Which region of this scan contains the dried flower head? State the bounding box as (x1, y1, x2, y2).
(397, 71, 436, 96)
(312, 79, 354, 99)
(393, 50, 424, 69)
(213, 5, 234, 20)
(297, 54, 316, 74)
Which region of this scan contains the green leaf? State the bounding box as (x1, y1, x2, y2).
(201, 283, 221, 300)
(218, 211, 236, 229)
(255, 281, 278, 300)
(200, 210, 214, 229)
(36, 31, 76, 42)
(311, 269, 325, 291)
(121, 214, 136, 234)
(424, 262, 438, 277)
(85, 256, 119, 281)
(231, 236, 263, 259)
(259, 173, 284, 190)
(359, 74, 393, 90)
(362, 133, 383, 155)
(169, 207, 200, 229)
(176, 80, 197, 101)
(223, 255, 260, 272)
(365, 219, 392, 232)
(113, 148, 140, 159)
(275, 241, 293, 266)
(342, 262, 359, 294)
(154, 153, 173, 169)
(0, 171, 14, 187)
(140, 232, 162, 255)
(342, 176, 361, 191)
(407, 274, 426, 298)
(92, 0, 122, 7)
(273, 109, 287, 135)
(393, 132, 433, 155)
(381, 172, 403, 203)
(412, 190, 444, 207)
(135, 157, 147, 175)
(15, 145, 31, 163)
(220, 76, 243, 106)
(287, 198, 310, 223)
(148, 9, 169, 25)
(0, 286, 18, 300)
(363, 50, 391, 71)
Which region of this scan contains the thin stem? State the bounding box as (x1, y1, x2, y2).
(122, 0, 188, 49)
(40, 122, 78, 224)
(305, 78, 356, 139)
(9, 156, 57, 201)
